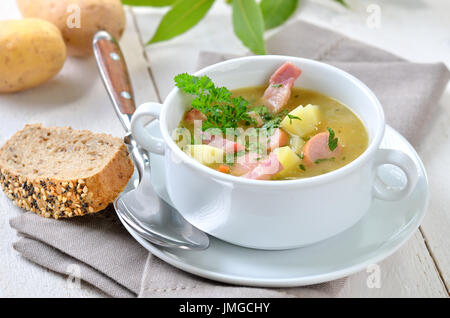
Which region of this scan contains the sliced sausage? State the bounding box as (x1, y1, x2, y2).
(302, 132, 342, 166)
(267, 128, 289, 152)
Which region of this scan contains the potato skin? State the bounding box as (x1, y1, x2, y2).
(17, 0, 126, 57)
(0, 19, 67, 94)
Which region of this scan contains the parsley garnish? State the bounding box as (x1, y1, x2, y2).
(261, 109, 289, 132)
(287, 114, 302, 124)
(252, 105, 272, 120)
(262, 117, 282, 131)
(272, 84, 282, 88)
(314, 157, 335, 164)
(327, 127, 338, 151)
(299, 164, 306, 171)
(175, 73, 256, 133)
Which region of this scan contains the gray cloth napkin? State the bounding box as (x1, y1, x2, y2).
(8, 20, 450, 298)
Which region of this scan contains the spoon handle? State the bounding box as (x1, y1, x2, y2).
(93, 31, 136, 131)
(93, 30, 147, 182)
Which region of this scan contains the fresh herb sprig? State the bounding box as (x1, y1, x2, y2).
(175, 73, 256, 133)
(327, 127, 338, 151)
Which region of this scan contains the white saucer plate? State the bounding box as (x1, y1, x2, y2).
(118, 125, 428, 287)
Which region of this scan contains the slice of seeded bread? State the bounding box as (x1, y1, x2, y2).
(0, 124, 134, 219)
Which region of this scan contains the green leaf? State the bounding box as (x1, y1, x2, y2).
(122, 0, 176, 6)
(260, 0, 298, 30)
(148, 0, 215, 44)
(232, 0, 266, 55)
(333, 0, 349, 8)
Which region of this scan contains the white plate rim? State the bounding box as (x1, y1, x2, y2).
(118, 125, 429, 287)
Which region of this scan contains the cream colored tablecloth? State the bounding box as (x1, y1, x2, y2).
(7, 20, 449, 297)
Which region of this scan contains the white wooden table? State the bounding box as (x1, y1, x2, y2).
(0, 0, 449, 297)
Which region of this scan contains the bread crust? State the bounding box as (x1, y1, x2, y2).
(0, 124, 133, 219)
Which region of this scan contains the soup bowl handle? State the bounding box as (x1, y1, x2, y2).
(131, 102, 165, 155)
(372, 148, 419, 201)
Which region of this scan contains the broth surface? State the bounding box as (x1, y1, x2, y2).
(178, 86, 369, 180)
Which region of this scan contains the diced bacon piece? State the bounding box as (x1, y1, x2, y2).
(264, 84, 292, 114)
(184, 109, 206, 124)
(302, 132, 342, 166)
(267, 128, 289, 151)
(262, 62, 302, 114)
(205, 135, 245, 154)
(270, 62, 302, 84)
(232, 152, 261, 176)
(248, 111, 264, 127)
(243, 153, 283, 180)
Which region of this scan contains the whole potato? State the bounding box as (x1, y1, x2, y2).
(17, 0, 126, 57)
(0, 19, 67, 94)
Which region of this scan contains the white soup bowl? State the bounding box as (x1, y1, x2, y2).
(130, 56, 419, 250)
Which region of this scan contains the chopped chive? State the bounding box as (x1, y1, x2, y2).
(287, 114, 302, 124)
(314, 157, 335, 164)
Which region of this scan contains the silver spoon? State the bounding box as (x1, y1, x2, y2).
(92, 31, 209, 250)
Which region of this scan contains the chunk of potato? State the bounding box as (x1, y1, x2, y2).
(185, 145, 225, 165)
(17, 0, 126, 57)
(0, 18, 66, 93)
(289, 135, 305, 155)
(280, 104, 321, 137)
(274, 146, 301, 178)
